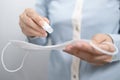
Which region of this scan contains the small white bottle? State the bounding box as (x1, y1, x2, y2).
(42, 22, 53, 33)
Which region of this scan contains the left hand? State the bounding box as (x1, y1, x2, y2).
(64, 34, 115, 66)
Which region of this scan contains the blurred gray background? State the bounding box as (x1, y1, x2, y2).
(0, 0, 49, 80)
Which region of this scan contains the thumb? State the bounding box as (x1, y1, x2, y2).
(91, 34, 113, 45)
(91, 34, 115, 52)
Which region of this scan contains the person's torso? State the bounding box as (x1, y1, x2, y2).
(47, 0, 120, 80)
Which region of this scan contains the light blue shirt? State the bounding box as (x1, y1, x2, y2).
(28, 0, 120, 80)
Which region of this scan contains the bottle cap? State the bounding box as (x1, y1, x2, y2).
(42, 22, 53, 33)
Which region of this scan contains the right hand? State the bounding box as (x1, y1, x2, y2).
(19, 8, 49, 37)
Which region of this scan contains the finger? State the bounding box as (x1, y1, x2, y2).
(64, 49, 93, 63)
(90, 63, 105, 66)
(92, 34, 106, 44)
(91, 54, 113, 66)
(20, 13, 40, 32)
(64, 40, 106, 57)
(64, 43, 84, 56)
(93, 55, 112, 62)
(91, 34, 114, 52)
(99, 44, 110, 52)
(25, 8, 45, 26)
(76, 51, 94, 63)
(43, 17, 50, 24)
(64, 45, 74, 54)
(99, 42, 115, 52)
(72, 41, 103, 56)
(20, 13, 47, 35)
(89, 60, 107, 66)
(64, 45, 95, 63)
(103, 56, 112, 63)
(92, 34, 113, 44)
(64, 45, 110, 65)
(20, 21, 47, 37)
(69, 48, 102, 64)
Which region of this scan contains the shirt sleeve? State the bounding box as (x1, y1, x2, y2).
(108, 2, 120, 62)
(27, 0, 49, 46)
(109, 34, 120, 62)
(35, 0, 49, 17)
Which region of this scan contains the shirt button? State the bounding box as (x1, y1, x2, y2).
(73, 74, 76, 79)
(75, 26, 80, 32)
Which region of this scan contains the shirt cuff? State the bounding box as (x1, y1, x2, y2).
(108, 34, 120, 62)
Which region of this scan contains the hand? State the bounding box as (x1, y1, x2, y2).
(19, 8, 49, 37)
(64, 34, 115, 66)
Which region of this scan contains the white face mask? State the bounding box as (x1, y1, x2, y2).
(1, 40, 76, 72)
(1, 40, 118, 72)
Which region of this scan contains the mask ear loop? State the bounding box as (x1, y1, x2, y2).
(1, 42, 28, 72)
(89, 41, 118, 56)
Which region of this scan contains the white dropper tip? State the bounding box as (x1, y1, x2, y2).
(42, 22, 53, 33)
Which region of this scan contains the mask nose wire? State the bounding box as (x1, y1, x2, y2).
(1, 42, 28, 72)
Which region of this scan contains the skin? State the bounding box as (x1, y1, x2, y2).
(64, 34, 115, 66)
(19, 8, 48, 37)
(19, 8, 115, 66)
